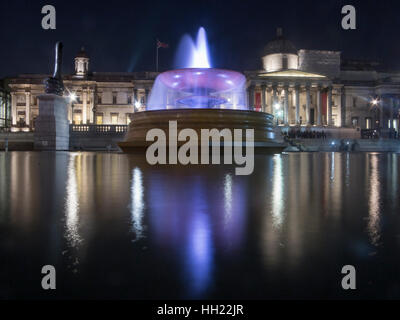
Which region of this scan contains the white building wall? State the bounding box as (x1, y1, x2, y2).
(262, 53, 298, 72)
(102, 91, 112, 104)
(117, 92, 127, 104)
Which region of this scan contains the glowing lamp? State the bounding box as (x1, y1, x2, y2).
(69, 92, 77, 102)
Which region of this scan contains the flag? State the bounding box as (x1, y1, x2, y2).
(157, 39, 169, 49)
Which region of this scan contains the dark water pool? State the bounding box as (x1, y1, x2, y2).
(0, 151, 400, 299)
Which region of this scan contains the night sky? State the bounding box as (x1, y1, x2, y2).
(0, 0, 399, 77)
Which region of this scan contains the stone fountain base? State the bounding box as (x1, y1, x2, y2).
(118, 108, 285, 152)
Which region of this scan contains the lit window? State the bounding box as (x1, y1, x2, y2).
(73, 112, 82, 124)
(365, 117, 372, 129)
(111, 113, 118, 124)
(96, 114, 103, 125)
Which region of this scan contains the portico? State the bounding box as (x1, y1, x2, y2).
(246, 69, 341, 127)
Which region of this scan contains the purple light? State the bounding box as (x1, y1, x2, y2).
(147, 27, 248, 110)
(148, 68, 248, 110)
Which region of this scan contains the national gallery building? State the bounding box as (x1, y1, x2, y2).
(4, 29, 400, 133)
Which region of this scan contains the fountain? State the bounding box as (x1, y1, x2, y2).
(147, 27, 247, 110)
(119, 27, 283, 152)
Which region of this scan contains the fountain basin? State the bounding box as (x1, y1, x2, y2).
(147, 68, 248, 110)
(118, 108, 285, 151)
(159, 68, 246, 92)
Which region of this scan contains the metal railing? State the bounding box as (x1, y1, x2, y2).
(70, 124, 128, 135)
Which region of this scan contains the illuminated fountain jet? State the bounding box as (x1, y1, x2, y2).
(119, 27, 281, 152)
(148, 27, 247, 110)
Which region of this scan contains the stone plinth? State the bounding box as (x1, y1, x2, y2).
(34, 94, 69, 151)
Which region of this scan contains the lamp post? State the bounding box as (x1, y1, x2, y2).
(371, 96, 381, 129)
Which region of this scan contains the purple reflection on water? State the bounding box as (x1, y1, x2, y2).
(146, 169, 247, 297)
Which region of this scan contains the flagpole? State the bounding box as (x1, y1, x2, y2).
(156, 45, 159, 72)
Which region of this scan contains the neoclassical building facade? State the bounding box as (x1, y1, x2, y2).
(246, 28, 400, 132)
(7, 47, 156, 131)
(5, 29, 400, 133)
(0, 80, 11, 129)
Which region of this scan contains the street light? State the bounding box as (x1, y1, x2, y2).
(370, 96, 381, 129)
(68, 92, 77, 102)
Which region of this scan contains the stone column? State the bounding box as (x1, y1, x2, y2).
(283, 85, 289, 125)
(380, 98, 385, 128)
(389, 97, 394, 129)
(316, 87, 322, 126)
(261, 84, 267, 113)
(340, 88, 346, 127)
(82, 90, 87, 124)
(269, 87, 274, 114)
(89, 90, 94, 124)
(272, 85, 277, 107)
(11, 92, 17, 125)
(25, 92, 30, 126)
(327, 87, 333, 126)
(247, 85, 255, 110)
(295, 85, 300, 125)
(145, 88, 150, 109)
(305, 86, 311, 125)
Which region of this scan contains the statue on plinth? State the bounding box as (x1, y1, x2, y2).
(44, 41, 64, 96)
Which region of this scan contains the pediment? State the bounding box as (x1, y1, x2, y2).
(259, 69, 327, 78)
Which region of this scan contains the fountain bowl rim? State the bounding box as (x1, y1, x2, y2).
(158, 67, 247, 92)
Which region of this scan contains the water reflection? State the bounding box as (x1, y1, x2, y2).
(185, 189, 212, 297)
(221, 172, 246, 251)
(65, 153, 81, 247)
(272, 154, 284, 228)
(2, 151, 400, 299)
(330, 152, 335, 181)
(145, 171, 215, 297)
(390, 153, 398, 200)
(130, 167, 145, 241)
(345, 152, 350, 187)
(367, 154, 381, 246)
(224, 173, 233, 218)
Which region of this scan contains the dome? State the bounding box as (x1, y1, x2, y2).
(264, 28, 297, 55)
(76, 46, 89, 58)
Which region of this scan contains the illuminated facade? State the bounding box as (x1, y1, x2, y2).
(7, 47, 156, 131)
(247, 29, 400, 131)
(5, 30, 400, 132)
(0, 80, 11, 129)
